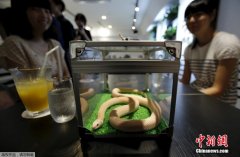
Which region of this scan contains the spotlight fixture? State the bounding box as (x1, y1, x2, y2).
(131, 0, 139, 33)
(135, 7, 140, 12)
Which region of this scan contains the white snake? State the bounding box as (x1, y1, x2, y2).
(79, 88, 95, 114)
(92, 88, 162, 132)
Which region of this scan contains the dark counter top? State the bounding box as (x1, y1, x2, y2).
(0, 83, 239, 157)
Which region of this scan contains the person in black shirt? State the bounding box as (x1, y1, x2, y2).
(75, 13, 92, 41)
(50, 0, 76, 73)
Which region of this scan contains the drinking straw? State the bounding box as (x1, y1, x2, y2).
(39, 46, 61, 79)
(56, 47, 63, 81)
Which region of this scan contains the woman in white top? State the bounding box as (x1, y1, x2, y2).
(180, 0, 240, 105)
(0, 0, 69, 77)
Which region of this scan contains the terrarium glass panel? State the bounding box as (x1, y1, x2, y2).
(70, 41, 181, 137)
(78, 72, 172, 135)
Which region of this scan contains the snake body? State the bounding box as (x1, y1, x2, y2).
(79, 88, 95, 114)
(92, 96, 139, 130)
(80, 97, 88, 114)
(92, 88, 162, 132)
(80, 88, 95, 99)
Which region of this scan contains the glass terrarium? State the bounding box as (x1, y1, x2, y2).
(70, 40, 181, 141)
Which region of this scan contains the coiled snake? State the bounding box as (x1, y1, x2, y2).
(92, 88, 162, 132)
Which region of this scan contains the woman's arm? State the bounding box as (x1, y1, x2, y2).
(179, 60, 191, 84)
(200, 58, 238, 96)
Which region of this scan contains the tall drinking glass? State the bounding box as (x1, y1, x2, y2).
(48, 78, 76, 123)
(10, 67, 53, 118)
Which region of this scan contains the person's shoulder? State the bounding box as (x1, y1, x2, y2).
(216, 31, 238, 38)
(4, 35, 22, 42)
(213, 31, 240, 50)
(213, 32, 240, 59)
(60, 16, 74, 27)
(85, 29, 91, 33)
(1, 35, 25, 47)
(214, 31, 240, 44)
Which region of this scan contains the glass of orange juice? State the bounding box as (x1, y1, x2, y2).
(10, 67, 53, 118)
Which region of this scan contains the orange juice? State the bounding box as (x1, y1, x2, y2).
(16, 78, 53, 112)
(47, 80, 53, 90)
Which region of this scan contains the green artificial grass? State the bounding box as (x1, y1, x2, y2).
(82, 92, 169, 135)
(158, 93, 171, 100)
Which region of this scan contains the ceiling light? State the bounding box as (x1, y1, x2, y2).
(133, 18, 136, 22)
(135, 7, 140, 12)
(108, 25, 112, 29)
(101, 15, 107, 20)
(98, 27, 110, 37)
(132, 26, 136, 30)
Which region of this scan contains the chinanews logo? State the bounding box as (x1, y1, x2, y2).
(195, 134, 229, 154)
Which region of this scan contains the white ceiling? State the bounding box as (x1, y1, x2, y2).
(63, 0, 171, 40)
(0, 0, 173, 40)
(64, 0, 149, 35)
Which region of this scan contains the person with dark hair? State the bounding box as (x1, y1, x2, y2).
(75, 13, 92, 41)
(50, 0, 75, 52)
(180, 0, 240, 105)
(0, 0, 69, 77)
(50, 0, 76, 73)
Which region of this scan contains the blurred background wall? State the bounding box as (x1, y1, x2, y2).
(217, 0, 240, 38)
